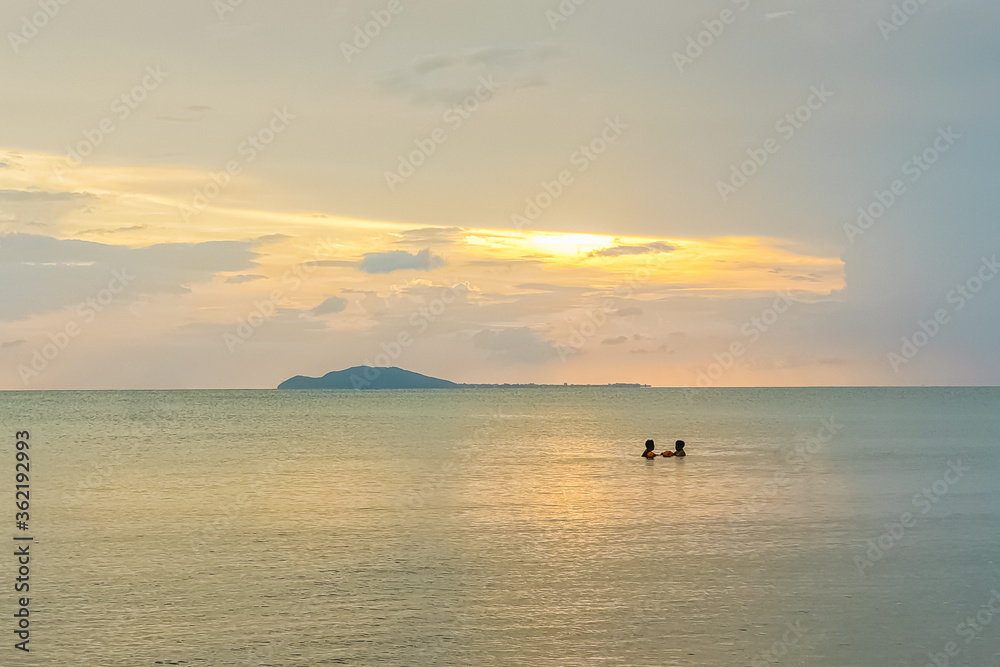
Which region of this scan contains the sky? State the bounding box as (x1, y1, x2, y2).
(1, 0, 998, 389)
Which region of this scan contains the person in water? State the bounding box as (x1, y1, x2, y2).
(662, 440, 686, 457)
(642, 439, 656, 458)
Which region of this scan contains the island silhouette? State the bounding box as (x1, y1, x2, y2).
(279, 366, 458, 390)
(278, 366, 648, 390)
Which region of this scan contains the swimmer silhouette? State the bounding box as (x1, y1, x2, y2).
(662, 440, 686, 457)
(642, 439, 656, 459)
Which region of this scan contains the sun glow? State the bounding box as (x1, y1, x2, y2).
(525, 232, 615, 256)
(0, 148, 845, 302)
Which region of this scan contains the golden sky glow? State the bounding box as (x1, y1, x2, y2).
(0, 147, 852, 389)
(1, 0, 995, 389)
(0, 148, 844, 301)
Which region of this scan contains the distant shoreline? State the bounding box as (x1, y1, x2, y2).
(434, 383, 650, 389)
(277, 366, 655, 390)
(3, 386, 1000, 392)
(277, 382, 652, 390)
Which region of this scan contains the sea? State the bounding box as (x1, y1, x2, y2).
(1, 387, 998, 666)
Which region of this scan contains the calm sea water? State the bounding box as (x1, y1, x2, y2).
(1, 387, 999, 666)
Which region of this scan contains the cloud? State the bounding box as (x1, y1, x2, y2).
(602, 336, 628, 345)
(225, 274, 267, 284)
(384, 42, 560, 105)
(0, 189, 93, 202)
(463, 258, 545, 269)
(76, 225, 147, 235)
(359, 248, 444, 274)
(312, 295, 347, 315)
(393, 227, 463, 246)
(159, 105, 213, 121)
(252, 233, 291, 245)
(473, 327, 560, 364)
(342, 289, 385, 319)
(514, 283, 589, 295)
(0, 234, 261, 321)
(589, 241, 675, 258)
(305, 260, 356, 268)
(0, 187, 100, 230)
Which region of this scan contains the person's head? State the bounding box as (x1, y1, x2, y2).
(644, 439, 655, 452)
(675, 440, 685, 451)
